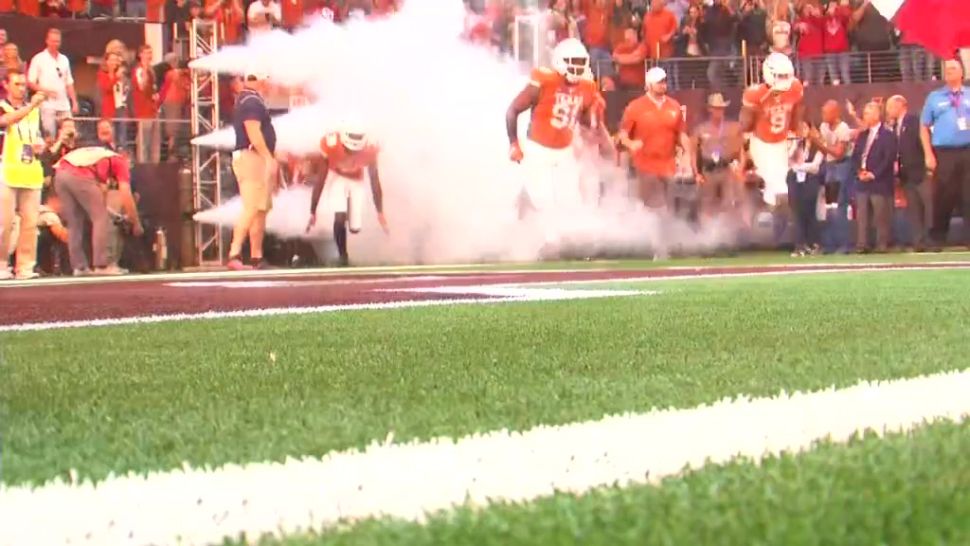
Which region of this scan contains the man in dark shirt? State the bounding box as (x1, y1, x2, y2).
(227, 69, 277, 270)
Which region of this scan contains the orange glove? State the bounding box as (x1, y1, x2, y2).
(509, 142, 524, 163)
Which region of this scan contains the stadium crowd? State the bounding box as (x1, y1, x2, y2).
(1, 0, 968, 278)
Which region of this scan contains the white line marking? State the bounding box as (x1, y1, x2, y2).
(0, 288, 651, 333)
(1, 369, 967, 546)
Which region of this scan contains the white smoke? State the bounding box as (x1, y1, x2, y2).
(191, 0, 736, 265)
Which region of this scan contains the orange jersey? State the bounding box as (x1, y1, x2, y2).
(319, 132, 379, 180)
(527, 67, 600, 150)
(742, 80, 804, 143)
(619, 94, 685, 177)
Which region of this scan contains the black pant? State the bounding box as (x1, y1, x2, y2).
(930, 146, 970, 245)
(903, 179, 933, 248)
(787, 176, 821, 249)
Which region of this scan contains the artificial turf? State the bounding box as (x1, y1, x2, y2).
(258, 418, 970, 546)
(2, 269, 969, 486)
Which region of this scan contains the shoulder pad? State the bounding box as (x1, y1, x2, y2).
(529, 67, 557, 87)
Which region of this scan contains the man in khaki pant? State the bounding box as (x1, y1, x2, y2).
(0, 70, 47, 280)
(227, 70, 277, 270)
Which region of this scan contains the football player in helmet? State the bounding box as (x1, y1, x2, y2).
(505, 38, 605, 216)
(741, 52, 805, 207)
(306, 120, 388, 267)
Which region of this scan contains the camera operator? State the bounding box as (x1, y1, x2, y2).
(53, 145, 143, 276)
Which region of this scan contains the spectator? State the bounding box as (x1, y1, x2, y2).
(42, 116, 76, 187)
(248, 0, 282, 32)
(768, 13, 792, 56)
(641, 0, 677, 61)
(0, 43, 25, 101)
(886, 95, 930, 251)
(921, 59, 970, 249)
(700, 0, 738, 90)
(207, 0, 245, 44)
(787, 122, 824, 256)
(676, 3, 705, 89)
(583, 0, 614, 79)
(158, 59, 190, 161)
(851, 100, 897, 252)
(96, 53, 123, 139)
(40, 0, 71, 17)
(737, 0, 768, 55)
(90, 0, 115, 17)
(53, 145, 143, 276)
(822, 0, 851, 85)
(608, 0, 636, 45)
(850, 1, 892, 57)
(132, 44, 160, 163)
(547, 0, 579, 47)
(792, 3, 824, 86)
(809, 99, 853, 253)
(0, 70, 47, 280)
(613, 27, 646, 91)
(897, 30, 934, 82)
(27, 28, 79, 138)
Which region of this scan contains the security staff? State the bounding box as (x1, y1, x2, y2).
(0, 69, 46, 280)
(920, 59, 970, 249)
(227, 69, 277, 271)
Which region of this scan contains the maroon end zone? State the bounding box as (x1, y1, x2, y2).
(1, 262, 968, 328)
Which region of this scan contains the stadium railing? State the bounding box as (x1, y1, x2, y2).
(68, 116, 193, 163)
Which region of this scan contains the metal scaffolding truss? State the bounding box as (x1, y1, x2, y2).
(189, 18, 224, 267)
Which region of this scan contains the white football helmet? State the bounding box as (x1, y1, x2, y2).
(552, 38, 590, 83)
(762, 52, 795, 92)
(338, 117, 367, 152)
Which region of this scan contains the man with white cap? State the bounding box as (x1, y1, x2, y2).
(617, 66, 689, 257)
(227, 69, 277, 270)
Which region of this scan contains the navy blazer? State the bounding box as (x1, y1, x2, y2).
(851, 124, 898, 196)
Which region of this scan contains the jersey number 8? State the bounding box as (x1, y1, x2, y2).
(768, 106, 789, 135)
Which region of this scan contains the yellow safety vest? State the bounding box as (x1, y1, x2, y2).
(0, 100, 44, 189)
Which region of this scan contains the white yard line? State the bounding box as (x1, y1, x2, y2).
(1, 369, 967, 546)
(0, 287, 651, 333)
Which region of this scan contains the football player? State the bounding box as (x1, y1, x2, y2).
(505, 38, 606, 216)
(740, 52, 805, 207)
(306, 121, 388, 267)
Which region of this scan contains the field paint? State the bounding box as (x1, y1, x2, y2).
(0, 263, 619, 289)
(163, 275, 502, 289)
(1, 369, 967, 546)
(1, 257, 968, 289)
(0, 287, 650, 333)
(4, 264, 969, 332)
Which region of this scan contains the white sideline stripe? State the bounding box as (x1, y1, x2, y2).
(0, 288, 650, 333)
(1, 369, 967, 546)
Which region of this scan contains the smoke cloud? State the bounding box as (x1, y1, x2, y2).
(191, 0, 736, 265)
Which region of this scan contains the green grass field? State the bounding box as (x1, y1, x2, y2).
(2, 254, 969, 544)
